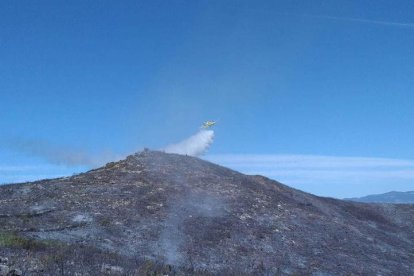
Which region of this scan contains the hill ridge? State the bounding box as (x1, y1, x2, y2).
(0, 150, 413, 274)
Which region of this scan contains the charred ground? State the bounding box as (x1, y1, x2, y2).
(0, 150, 413, 275)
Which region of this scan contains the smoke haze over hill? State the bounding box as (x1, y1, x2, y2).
(6, 138, 123, 167)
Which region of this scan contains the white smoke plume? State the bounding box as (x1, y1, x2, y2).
(164, 129, 214, 156)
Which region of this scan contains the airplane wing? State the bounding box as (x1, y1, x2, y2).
(201, 121, 216, 128)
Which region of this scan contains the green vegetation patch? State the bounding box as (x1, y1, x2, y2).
(0, 232, 62, 251)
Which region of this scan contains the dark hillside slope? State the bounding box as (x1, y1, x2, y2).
(0, 151, 413, 275)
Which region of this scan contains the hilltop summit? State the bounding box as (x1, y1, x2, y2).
(0, 151, 413, 274)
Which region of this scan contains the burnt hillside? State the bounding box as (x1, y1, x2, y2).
(0, 150, 413, 275)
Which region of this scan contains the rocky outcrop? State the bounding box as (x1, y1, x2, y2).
(0, 258, 21, 276)
(0, 264, 9, 276)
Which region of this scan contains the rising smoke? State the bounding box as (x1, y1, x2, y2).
(158, 192, 226, 266)
(7, 138, 123, 167)
(6, 128, 214, 168)
(164, 129, 214, 156)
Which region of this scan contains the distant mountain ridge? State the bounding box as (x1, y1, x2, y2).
(346, 191, 414, 204)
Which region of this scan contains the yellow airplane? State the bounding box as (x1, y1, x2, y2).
(201, 121, 216, 129)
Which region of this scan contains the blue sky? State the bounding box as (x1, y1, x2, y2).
(1, 1, 414, 198)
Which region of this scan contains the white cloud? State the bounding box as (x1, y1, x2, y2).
(205, 154, 414, 198)
(207, 154, 414, 168)
(0, 164, 85, 185)
(0, 165, 46, 172)
(0, 174, 68, 184)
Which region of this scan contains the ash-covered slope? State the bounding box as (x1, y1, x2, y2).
(0, 150, 413, 275)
